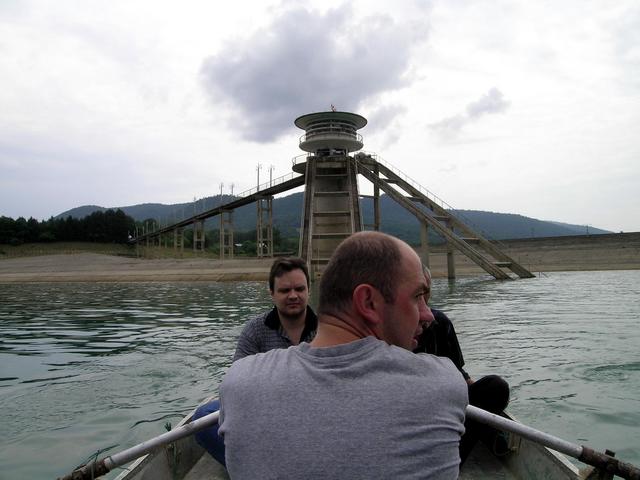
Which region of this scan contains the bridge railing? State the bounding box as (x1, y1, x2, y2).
(133, 170, 304, 240)
(236, 170, 303, 198)
(291, 153, 311, 166)
(357, 151, 453, 211)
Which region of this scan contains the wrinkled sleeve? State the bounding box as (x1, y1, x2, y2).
(232, 320, 259, 362)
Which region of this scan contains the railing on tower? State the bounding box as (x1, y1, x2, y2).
(299, 132, 363, 146)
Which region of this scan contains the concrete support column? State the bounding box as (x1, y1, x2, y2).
(193, 220, 205, 252)
(257, 196, 274, 258)
(446, 221, 456, 279)
(420, 222, 430, 268)
(193, 221, 197, 252)
(220, 210, 234, 260)
(174, 228, 184, 254)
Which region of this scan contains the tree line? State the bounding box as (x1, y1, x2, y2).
(147, 226, 299, 256)
(0, 210, 299, 255)
(0, 210, 136, 245)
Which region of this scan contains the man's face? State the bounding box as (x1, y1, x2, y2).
(270, 269, 309, 320)
(380, 244, 431, 350)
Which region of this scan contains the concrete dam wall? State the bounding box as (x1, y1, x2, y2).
(426, 232, 640, 277)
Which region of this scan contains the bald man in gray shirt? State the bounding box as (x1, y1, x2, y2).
(219, 232, 467, 479)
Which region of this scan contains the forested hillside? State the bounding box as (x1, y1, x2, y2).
(1, 210, 135, 245)
(56, 192, 610, 245)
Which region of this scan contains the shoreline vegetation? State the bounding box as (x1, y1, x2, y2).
(0, 232, 638, 283)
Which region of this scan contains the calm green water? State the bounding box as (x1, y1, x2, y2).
(0, 271, 639, 479)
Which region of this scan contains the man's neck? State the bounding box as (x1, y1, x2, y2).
(310, 313, 378, 348)
(278, 309, 307, 345)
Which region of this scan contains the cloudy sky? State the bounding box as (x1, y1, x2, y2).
(1, 0, 638, 232)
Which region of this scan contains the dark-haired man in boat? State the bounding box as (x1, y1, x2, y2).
(414, 266, 510, 463)
(218, 232, 468, 479)
(232, 256, 317, 360)
(193, 256, 317, 466)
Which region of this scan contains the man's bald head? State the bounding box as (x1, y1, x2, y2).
(318, 231, 405, 317)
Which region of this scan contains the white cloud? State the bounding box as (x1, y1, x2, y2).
(466, 88, 509, 119)
(200, 3, 428, 142)
(428, 88, 509, 140)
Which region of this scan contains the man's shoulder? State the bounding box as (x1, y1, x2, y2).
(430, 308, 457, 335)
(227, 347, 292, 380)
(414, 350, 461, 374)
(239, 344, 291, 361)
(240, 310, 272, 332)
(380, 342, 457, 374)
(431, 308, 451, 323)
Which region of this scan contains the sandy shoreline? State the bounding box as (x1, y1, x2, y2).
(0, 233, 638, 283)
(0, 252, 493, 283)
(0, 253, 274, 283)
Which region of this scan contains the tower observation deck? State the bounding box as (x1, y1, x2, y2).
(295, 111, 367, 156)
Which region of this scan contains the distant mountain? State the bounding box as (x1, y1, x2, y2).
(358, 197, 611, 243)
(548, 221, 609, 236)
(57, 204, 109, 219)
(448, 210, 609, 238)
(56, 193, 612, 244)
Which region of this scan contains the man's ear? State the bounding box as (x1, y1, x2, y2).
(352, 284, 384, 326)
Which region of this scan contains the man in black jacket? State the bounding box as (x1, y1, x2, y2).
(413, 267, 510, 463)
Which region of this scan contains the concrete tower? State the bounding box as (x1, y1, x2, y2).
(293, 110, 367, 277)
(133, 109, 533, 280)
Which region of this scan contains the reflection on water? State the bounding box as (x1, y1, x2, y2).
(0, 271, 639, 479)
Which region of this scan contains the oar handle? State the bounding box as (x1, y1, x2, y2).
(56, 459, 110, 480)
(57, 410, 220, 480)
(466, 405, 640, 480)
(580, 447, 640, 480)
(465, 406, 581, 457)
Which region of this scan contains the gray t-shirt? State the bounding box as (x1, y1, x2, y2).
(219, 336, 468, 479)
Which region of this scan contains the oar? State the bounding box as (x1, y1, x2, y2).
(59, 406, 640, 480)
(56, 410, 219, 480)
(467, 405, 640, 480)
